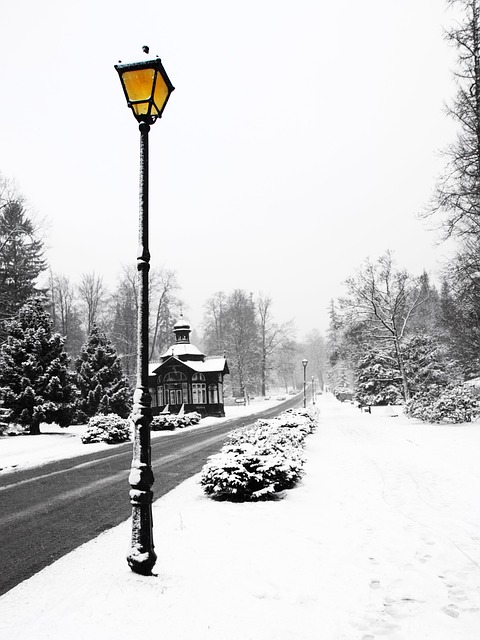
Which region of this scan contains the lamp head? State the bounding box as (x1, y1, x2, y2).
(115, 57, 174, 124)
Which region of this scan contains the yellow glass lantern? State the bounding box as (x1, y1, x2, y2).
(115, 58, 174, 124)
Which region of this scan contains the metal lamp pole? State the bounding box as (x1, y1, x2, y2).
(127, 119, 156, 575)
(115, 54, 174, 575)
(312, 376, 315, 405)
(302, 359, 308, 408)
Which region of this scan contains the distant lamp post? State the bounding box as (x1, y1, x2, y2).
(302, 359, 308, 408)
(312, 376, 315, 405)
(115, 53, 174, 576)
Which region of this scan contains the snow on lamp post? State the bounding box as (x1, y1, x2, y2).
(302, 359, 308, 408)
(115, 52, 174, 576)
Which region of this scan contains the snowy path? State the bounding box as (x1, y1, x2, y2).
(307, 397, 480, 638)
(0, 394, 479, 639)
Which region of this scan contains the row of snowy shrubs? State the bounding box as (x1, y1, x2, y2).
(200, 407, 319, 502)
(151, 412, 202, 431)
(405, 385, 480, 424)
(80, 411, 202, 444)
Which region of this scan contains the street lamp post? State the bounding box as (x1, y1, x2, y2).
(312, 376, 315, 405)
(115, 54, 174, 576)
(302, 359, 308, 408)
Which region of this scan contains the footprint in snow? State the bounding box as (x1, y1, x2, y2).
(443, 604, 460, 618)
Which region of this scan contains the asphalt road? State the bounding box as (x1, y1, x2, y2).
(0, 394, 303, 596)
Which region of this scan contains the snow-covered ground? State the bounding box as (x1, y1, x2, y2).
(1, 393, 480, 639)
(0, 396, 285, 474)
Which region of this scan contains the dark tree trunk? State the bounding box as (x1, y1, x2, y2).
(29, 418, 41, 435)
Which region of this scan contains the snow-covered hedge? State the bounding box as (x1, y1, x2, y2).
(200, 407, 318, 501)
(405, 385, 480, 424)
(151, 412, 202, 431)
(81, 414, 131, 444)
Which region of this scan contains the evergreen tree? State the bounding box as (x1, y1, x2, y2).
(0, 198, 47, 324)
(75, 325, 131, 419)
(354, 347, 402, 407)
(409, 272, 442, 335)
(401, 333, 454, 395)
(438, 253, 480, 377)
(0, 298, 76, 434)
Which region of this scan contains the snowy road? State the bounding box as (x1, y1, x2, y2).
(0, 394, 303, 597)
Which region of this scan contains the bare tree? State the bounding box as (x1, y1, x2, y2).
(108, 265, 181, 378)
(109, 266, 137, 381)
(53, 274, 75, 336)
(340, 252, 427, 401)
(202, 291, 227, 354)
(203, 290, 260, 396)
(149, 267, 181, 359)
(49, 272, 84, 356)
(304, 328, 327, 391)
(225, 290, 260, 397)
(425, 0, 480, 237)
(257, 293, 295, 396)
(78, 272, 106, 334)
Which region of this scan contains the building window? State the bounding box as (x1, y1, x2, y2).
(192, 382, 206, 404)
(192, 372, 205, 382)
(149, 387, 158, 407)
(208, 383, 218, 404)
(161, 372, 188, 405)
(167, 387, 183, 404)
(164, 371, 187, 382)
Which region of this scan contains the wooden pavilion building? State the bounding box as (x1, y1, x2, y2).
(148, 317, 229, 417)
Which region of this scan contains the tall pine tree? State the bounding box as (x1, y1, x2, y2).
(354, 347, 402, 407)
(0, 198, 47, 325)
(75, 325, 131, 419)
(0, 298, 76, 434)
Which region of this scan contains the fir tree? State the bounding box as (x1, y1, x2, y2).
(75, 325, 131, 419)
(0, 298, 76, 434)
(0, 199, 47, 324)
(354, 347, 402, 407)
(401, 333, 457, 395)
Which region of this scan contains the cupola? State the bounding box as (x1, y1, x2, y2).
(173, 316, 191, 344)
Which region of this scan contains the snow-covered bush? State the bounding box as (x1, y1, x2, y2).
(405, 385, 480, 424)
(200, 408, 318, 501)
(151, 411, 202, 431)
(81, 414, 131, 444)
(181, 411, 202, 426)
(151, 414, 176, 431)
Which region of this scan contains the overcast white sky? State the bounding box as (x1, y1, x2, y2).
(0, 1, 460, 336)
